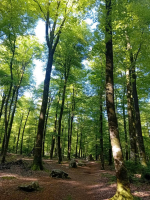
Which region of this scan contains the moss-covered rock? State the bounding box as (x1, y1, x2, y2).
(19, 181, 39, 192)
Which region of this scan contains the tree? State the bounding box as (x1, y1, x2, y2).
(105, 0, 133, 199)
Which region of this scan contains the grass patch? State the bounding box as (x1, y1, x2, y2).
(64, 195, 72, 200)
(101, 173, 116, 184)
(2, 176, 16, 180)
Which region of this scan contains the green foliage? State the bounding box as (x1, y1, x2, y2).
(101, 173, 116, 184)
(2, 176, 16, 180)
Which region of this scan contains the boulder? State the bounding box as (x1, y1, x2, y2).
(50, 169, 68, 178)
(19, 181, 39, 192)
(69, 159, 77, 168)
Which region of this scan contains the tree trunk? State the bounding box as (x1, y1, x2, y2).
(42, 95, 52, 157)
(2, 86, 19, 163)
(20, 109, 30, 155)
(95, 133, 98, 161)
(75, 128, 78, 158)
(50, 92, 60, 159)
(0, 94, 6, 121)
(131, 65, 147, 166)
(108, 134, 112, 165)
(16, 114, 24, 154)
(32, 3, 66, 170)
(122, 84, 128, 161)
(99, 90, 104, 169)
(105, 0, 133, 199)
(57, 78, 68, 163)
(67, 109, 71, 160)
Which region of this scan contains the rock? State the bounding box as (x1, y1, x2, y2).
(69, 159, 77, 168)
(50, 169, 68, 178)
(78, 162, 86, 166)
(19, 181, 39, 192)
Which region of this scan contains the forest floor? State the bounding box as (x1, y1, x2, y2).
(0, 153, 150, 200)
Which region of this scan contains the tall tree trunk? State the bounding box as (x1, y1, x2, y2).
(122, 84, 128, 161)
(99, 91, 104, 169)
(75, 128, 78, 158)
(2, 67, 25, 163)
(95, 133, 98, 161)
(105, 0, 133, 199)
(16, 114, 24, 154)
(50, 92, 60, 159)
(57, 77, 68, 163)
(20, 109, 30, 155)
(2, 84, 13, 156)
(0, 94, 6, 121)
(32, 2, 66, 170)
(67, 109, 71, 160)
(68, 88, 75, 160)
(42, 95, 52, 157)
(131, 65, 147, 166)
(126, 69, 138, 162)
(79, 131, 82, 158)
(2, 86, 19, 163)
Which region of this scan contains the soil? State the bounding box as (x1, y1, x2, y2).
(0, 154, 150, 200)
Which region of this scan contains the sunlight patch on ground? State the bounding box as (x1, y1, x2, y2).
(133, 191, 150, 198)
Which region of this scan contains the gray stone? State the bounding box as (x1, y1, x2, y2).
(69, 159, 77, 168)
(19, 181, 39, 192)
(50, 169, 68, 178)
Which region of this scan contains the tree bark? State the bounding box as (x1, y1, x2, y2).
(126, 69, 137, 162)
(32, 3, 66, 169)
(122, 84, 128, 161)
(20, 109, 30, 155)
(99, 90, 104, 169)
(50, 92, 60, 159)
(42, 95, 52, 157)
(57, 77, 68, 163)
(16, 114, 24, 154)
(105, 0, 133, 199)
(0, 94, 6, 121)
(131, 65, 147, 166)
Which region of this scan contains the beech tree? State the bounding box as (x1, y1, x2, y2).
(105, 0, 133, 199)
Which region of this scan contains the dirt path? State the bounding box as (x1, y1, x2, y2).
(0, 155, 150, 200)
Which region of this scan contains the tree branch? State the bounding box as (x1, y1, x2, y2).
(33, 0, 46, 20)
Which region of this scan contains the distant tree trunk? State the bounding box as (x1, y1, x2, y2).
(16, 114, 24, 154)
(75, 128, 78, 158)
(95, 133, 98, 161)
(61, 126, 64, 158)
(0, 94, 6, 121)
(79, 131, 82, 158)
(2, 85, 20, 163)
(122, 84, 128, 161)
(57, 77, 68, 163)
(67, 109, 71, 160)
(131, 64, 147, 166)
(50, 92, 60, 159)
(105, 0, 133, 199)
(32, 3, 66, 170)
(57, 63, 70, 163)
(20, 109, 30, 155)
(126, 68, 138, 162)
(42, 95, 52, 157)
(68, 87, 75, 159)
(2, 84, 13, 156)
(99, 91, 104, 169)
